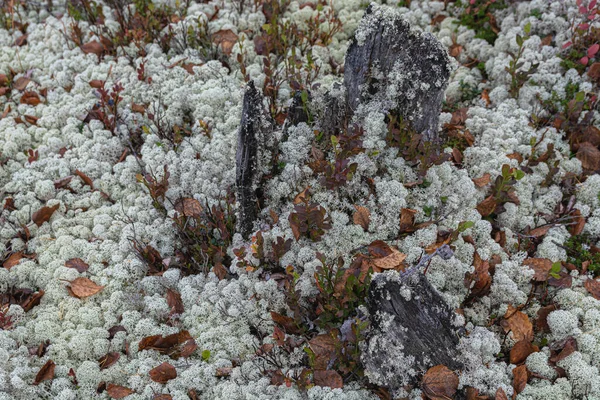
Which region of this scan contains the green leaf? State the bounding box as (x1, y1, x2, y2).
(458, 221, 475, 232)
(524, 22, 531, 35)
(575, 91, 585, 102)
(202, 350, 210, 361)
(514, 169, 525, 180)
(516, 34, 524, 47)
(501, 164, 511, 179)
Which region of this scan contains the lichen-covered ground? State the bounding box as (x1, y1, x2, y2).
(1, 0, 600, 399)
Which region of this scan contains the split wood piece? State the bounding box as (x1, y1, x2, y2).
(362, 269, 462, 392)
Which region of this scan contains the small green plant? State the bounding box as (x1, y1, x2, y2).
(477, 164, 525, 217)
(562, 233, 600, 276)
(459, 79, 482, 103)
(452, 0, 507, 45)
(506, 22, 539, 99)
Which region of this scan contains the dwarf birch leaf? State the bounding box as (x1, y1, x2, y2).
(422, 365, 459, 400)
(174, 198, 202, 217)
(149, 362, 177, 384)
(67, 277, 104, 298)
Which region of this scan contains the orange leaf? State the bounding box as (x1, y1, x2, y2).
(89, 79, 104, 88)
(422, 365, 459, 400)
(24, 115, 38, 125)
(131, 103, 146, 114)
(0, 74, 7, 86)
(313, 370, 343, 389)
(509, 340, 538, 364)
(20, 91, 40, 106)
(528, 225, 551, 238)
(106, 383, 135, 399)
(466, 252, 491, 298)
(153, 395, 173, 400)
(215, 367, 233, 377)
(512, 364, 528, 394)
(65, 258, 89, 273)
(472, 173, 491, 187)
(98, 352, 120, 370)
(33, 359, 55, 385)
(371, 248, 407, 271)
(502, 305, 533, 342)
(352, 205, 370, 231)
(174, 198, 203, 217)
(3, 251, 24, 270)
(66, 277, 104, 299)
(584, 278, 600, 300)
(476, 195, 497, 217)
(32, 203, 60, 226)
(293, 187, 311, 204)
(149, 362, 177, 384)
(522, 258, 552, 281)
(212, 29, 238, 56)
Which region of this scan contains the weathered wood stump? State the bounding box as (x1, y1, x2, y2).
(362, 267, 463, 393)
(344, 4, 452, 140)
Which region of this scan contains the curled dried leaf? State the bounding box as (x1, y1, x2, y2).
(212, 29, 238, 55)
(34, 359, 55, 385)
(32, 204, 60, 226)
(502, 305, 533, 342)
(523, 258, 552, 281)
(422, 365, 459, 400)
(66, 277, 104, 299)
(98, 352, 120, 370)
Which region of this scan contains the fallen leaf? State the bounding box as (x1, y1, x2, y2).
(98, 352, 120, 370)
(138, 330, 195, 359)
(584, 278, 600, 300)
(549, 336, 577, 364)
(0, 74, 7, 86)
(528, 225, 551, 238)
(536, 304, 557, 332)
(452, 147, 463, 164)
(13, 77, 30, 91)
(212, 29, 238, 55)
(422, 364, 459, 400)
(352, 205, 370, 231)
(81, 41, 105, 56)
(24, 115, 38, 125)
(588, 62, 600, 82)
(66, 277, 104, 299)
(368, 240, 394, 258)
(74, 169, 94, 189)
(399, 208, 417, 233)
(309, 334, 336, 370)
(506, 152, 524, 164)
(481, 88, 491, 107)
(576, 142, 600, 170)
(213, 263, 227, 280)
(174, 198, 203, 217)
(476, 195, 497, 217)
(106, 383, 135, 399)
(166, 288, 184, 315)
(502, 305, 533, 342)
(472, 173, 491, 187)
(512, 364, 528, 394)
(3, 251, 24, 270)
(215, 367, 232, 377)
(495, 387, 509, 400)
(271, 311, 302, 334)
(523, 258, 552, 281)
(568, 209, 586, 236)
(371, 248, 407, 271)
(153, 395, 173, 400)
(15, 34, 28, 46)
(180, 339, 198, 358)
(33, 359, 55, 385)
(313, 370, 343, 389)
(510, 340, 539, 364)
(89, 79, 104, 88)
(449, 43, 463, 58)
(21, 290, 44, 312)
(65, 258, 89, 273)
(149, 362, 177, 384)
(32, 203, 60, 226)
(465, 251, 491, 299)
(20, 91, 40, 106)
(293, 187, 311, 204)
(131, 103, 145, 114)
(108, 325, 127, 339)
(54, 176, 73, 189)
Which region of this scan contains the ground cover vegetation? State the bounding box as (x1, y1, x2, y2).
(0, 0, 599, 399)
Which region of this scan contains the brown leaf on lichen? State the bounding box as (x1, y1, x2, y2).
(476, 195, 497, 217)
(174, 198, 203, 217)
(313, 370, 343, 389)
(65, 258, 89, 273)
(149, 362, 177, 384)
(371, 248, 407, 271)
(33, 359, 55, 385)
(212, 29, 238, 55)
(576, 142, 600, 171)
(138, 330, 195, 359)
(495, 387, 509, 400)
(32, 204, 60, 226)
(106, 383, 135, 399)
(399, 208, 417, 233)
(66, 277, 104, 299)
(512, 364, 528, 394)
(510, 340, 539, 364)
(74, 169, 94, 189)
(81, 41, 105, 56)
(166, 288, 184, 315)
(584, 278, 600, 300)
(3, 251, 24, 270)
(523, 258, 552, 281)
(309, 334, 336, 371)
(472, 173, 491, 187)
(422, 365, 459, 400)
(352, 205, 370, 231)
(502, 305, 533, 342)
(98, 352, 120, 370)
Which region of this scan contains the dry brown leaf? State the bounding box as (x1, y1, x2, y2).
(309, 334, 337, 370)
(3, 251, 24, 270)
(81, 41, 105, 56)
(449, 43, 463, 58)
(138, 330, 195, 359)
(352, 205, 370, 231)
(502, 305, 533, 342)
(22, 290, 44, 312)
(476, 195, 497, 217)
(98, 352, 120, 370)
(166, 288, 184, 315)
(482, 88, 491, 107)
(213, 263, 227, 280)
(506, 152, 524, 163)
(24, 115, 38, 125)
(522, 258, 552, 282)
(131, 103, 145, 114)
(510, 340, 538, 364)
(399, 208, 417, 233)
(313, 370, 343, 389)
(466, 252, 491, 299)
(495, 387, 509, 400)
(74, 169, 94, 189)
(588, 62, 600, 82)
(20, 91, 41, 106)
(576, 142, 600, 170)
(452, 147, 463, 164)
(15, 34, 28, 46)
(529, 225, 551, 238)
(89, 79, 104, 88)
(422, 365, 459, 400)
(584, 278, 600, 300)
(32, 203, 60, 226)
(174, 198, 203, 217)
(54, 176, 73, 189)
(472, 173, 491, 187)
(293, 187, 311, 204)
(0, 74, 7, 86)
(212, 29, 238, 55)
(568, 209, 586, 236)
(512, 364, 528, 394)
(271, 311, 302, 335)
(34, 359, 55, 385)
(65, 258, 89, 273)
(215, 367, 233, 377)
(153, 395, 173, 400)
(66, 277, 104, 299)
(535, 304, 557, 332)
(371, 248, 407, 271)
(149, 362, 177, 384)
(106, 383, 135, 399)
(180, 338, 198, 358)
(13, 77, 30, 91)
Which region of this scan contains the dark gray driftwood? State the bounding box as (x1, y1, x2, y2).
(362, 261, 462, 392)
(344, 4, 451, 140)
(235, 81, 263, 238)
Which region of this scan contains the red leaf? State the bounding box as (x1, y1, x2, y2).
(81, 41, 105, 56)
(20, 91, 40, 106)
(3, 251, 24, 270)
(512, 365, 528, 394)
(584, 278, 600, 300)
(33, 360, 55, 385)
(271, 311, 301, 334)
(166, 288, 184, 315)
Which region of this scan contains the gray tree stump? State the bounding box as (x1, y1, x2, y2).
(235, 81, 263, 238)
(362, 268, 463, 393)
(344, 4, 452, 140)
